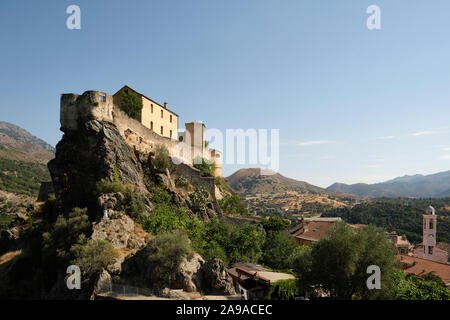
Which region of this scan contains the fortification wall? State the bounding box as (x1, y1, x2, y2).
(60, 90, 221, 174)
(112, 105, 182, 157)
(60, 91, 114, 132)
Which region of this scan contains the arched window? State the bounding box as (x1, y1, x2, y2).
(150, 121, 153, 131)
(170, 115, 173, 123)
(170, 130, 172, 138)
(161, 110, 163, 118)
(161, 126, 163, 135)
(151, 104, 153, 113)
(429, 220, 434, 229)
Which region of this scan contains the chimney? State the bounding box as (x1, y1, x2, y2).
(164, 102, 168, 109)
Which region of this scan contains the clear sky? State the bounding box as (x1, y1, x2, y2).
(1, 0, 449, 187)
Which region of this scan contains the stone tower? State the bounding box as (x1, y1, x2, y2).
(416, 206, 449, 263)
(422, 206, 437, 259)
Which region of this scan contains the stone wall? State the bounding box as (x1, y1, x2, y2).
(170, 163, 222, 215)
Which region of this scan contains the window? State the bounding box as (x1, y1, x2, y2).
(99, 95, 106, 102)
(170, 115, 172, 123)
(150, 121, 153, 131)
(428, 246, 433, 255)
(151, 104, 153, 113)
(161, 126, 163, 135)
(161, 110, 163, 118)
(429, 220, 434, 229)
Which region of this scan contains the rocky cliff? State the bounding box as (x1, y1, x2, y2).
(0, 90, 233, 300)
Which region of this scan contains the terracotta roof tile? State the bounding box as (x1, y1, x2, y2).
(397, 254, 450, 284)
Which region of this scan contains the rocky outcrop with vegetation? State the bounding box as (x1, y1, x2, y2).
(0, 104, 240, 300)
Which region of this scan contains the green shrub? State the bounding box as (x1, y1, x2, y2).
(144, 229, 191, 289)
(95, 178, 124, 196)
(215, 177, 232, 193)
(70, 235, 118, 276)
(193, 157, 214, 177)
(116, 188, 147, 221)
(219, 195, 249, 216)
(175, 176, 190, 189)
(119, 89, 143, 120)
(267, 279, 298, 300)
(189, 186, 209, 214)
(151, 186, 172, 205)
(42, 207, 91, 260)
(153, 144, 171, 172)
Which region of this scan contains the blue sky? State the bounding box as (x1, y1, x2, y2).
(1, 0, 450, 187)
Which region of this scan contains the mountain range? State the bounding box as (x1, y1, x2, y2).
(227, 168, 450, 199)
(327, 171, 450, 198)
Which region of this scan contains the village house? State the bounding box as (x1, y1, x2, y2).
(387, 231, 412, 255)
(227, 262, 295, 300)
(287, 217, 342, 246)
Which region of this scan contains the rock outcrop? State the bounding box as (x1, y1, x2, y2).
(171, 253, 205, 292)
(92, 210, 149, 274)
(48, 118, 148, 217)
(200, 258, 236, 295)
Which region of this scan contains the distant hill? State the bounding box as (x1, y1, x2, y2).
(327, 170, 450, 198)
(225, 168, 354, 216)
(0, 122, 53, 196)
(226, 168, 325, 195)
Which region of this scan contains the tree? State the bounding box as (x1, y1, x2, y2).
(289, 246, 313, 297)
(70, 235, 117, 276)
(394, 271, 450, 300)
(119, 90, 142, 120)
(153, 144, 171, 172)
(42, 207, 91, 260)
(292, 222, 398, 299)
(262, 231, 297, 270)
(261, 216, 290, 235)
(219, 195, 249, 216)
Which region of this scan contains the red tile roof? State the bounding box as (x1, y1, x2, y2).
(294, 220, 336, 242)
(397, 254, 450, 284)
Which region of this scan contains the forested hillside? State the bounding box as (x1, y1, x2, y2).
(322, 198, 450, 243)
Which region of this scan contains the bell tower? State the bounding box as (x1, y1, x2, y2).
(422, 206, 437, 259)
